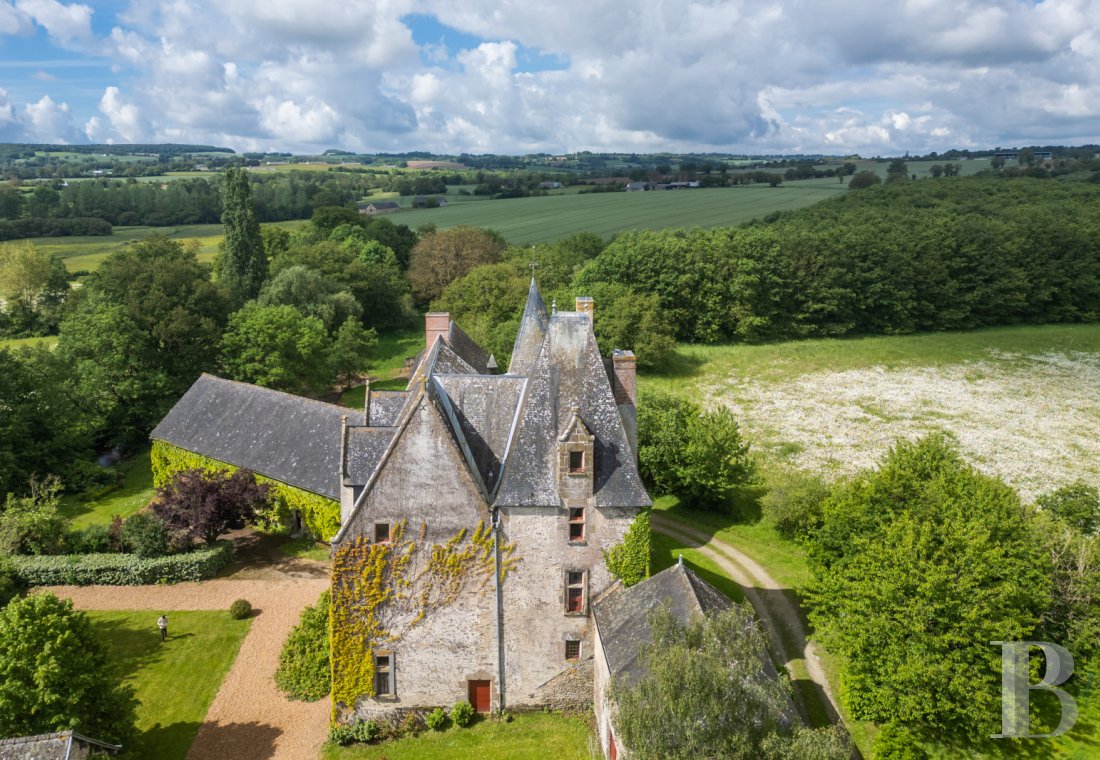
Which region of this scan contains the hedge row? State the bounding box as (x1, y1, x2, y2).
(10, 541, 233, 586)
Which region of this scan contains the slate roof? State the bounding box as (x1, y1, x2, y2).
(367, 390, 409, 426)
(433, 375, 527, 495)
(344, 426, 398, 485)
(508, 279, 549, 376)
(593, 561, 731, 683)
(448, 322, 492, 374)
(0, 731, 120, 759)
(150, 374, 362, 500)
(493, 312, 650, 508)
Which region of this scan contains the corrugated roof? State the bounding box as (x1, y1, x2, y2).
(150, 374, 361, 499)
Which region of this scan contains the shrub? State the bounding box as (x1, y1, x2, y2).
(9, 541, 233, 586)
(274, 591, 331, 701)
(229, 599, 252, 620)
(121, 512, 170, 558)
(873, 723, 927, 760)
(605, 510, 650, 587)
(399, 711, 423, 736)
(0, 558, 20, 607)
(450, 700, 475, 727)
(1037, 481, 1100, 534)
(0, 477, 67, 555)
(425, 707, 448, 731)
(760, 467, 830, 540)
(62, 459, 118, 495)
(328, 719, 378, 746)
(67, 524, 114, 554)
(152, 467, 272, 545)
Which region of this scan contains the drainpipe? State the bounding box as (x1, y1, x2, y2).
(493, 507, 506, 712)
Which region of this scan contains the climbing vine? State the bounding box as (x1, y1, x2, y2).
(604, 509, 651, 587)
(151, 441, 341, 541)
(329, 518, 518, 718)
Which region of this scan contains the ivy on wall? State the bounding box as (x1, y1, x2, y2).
(150, 440, 341, 541)
(329, 518, 517, 719)
(604, 509, 651, 587)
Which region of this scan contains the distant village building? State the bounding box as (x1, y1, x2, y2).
(358, 201, 400, 215)
(625, 181, 646, 192)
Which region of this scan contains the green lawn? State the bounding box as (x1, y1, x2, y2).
(322, 712, 596, 760)
(59, 448, 155, 528)
(279, 536, 331, 562)
(385, 184, 845, 242)
(340, 326, 422, 406)
(89, 610, 251, 760)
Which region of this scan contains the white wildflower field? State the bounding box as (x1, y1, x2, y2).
(665, 328, 1100, 501)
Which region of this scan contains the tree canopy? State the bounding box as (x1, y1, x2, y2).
(220, 166, 268, 305)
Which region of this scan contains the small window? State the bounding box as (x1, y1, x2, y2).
(568, 507, 585, 542)
(374, 654, 393, 696)
(568, 450, 584, 473)
(374, 523, 391, 544)
(566, 571, 585, 613)
(565, 640, 581, 660)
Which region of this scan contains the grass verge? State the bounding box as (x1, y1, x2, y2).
(89, 609, 251, 760)
(321, 712, 596, 760)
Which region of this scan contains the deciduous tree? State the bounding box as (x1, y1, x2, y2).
(220, 166, 268, 305)
(407, 226, 505, 304)
(218, 304, 331, 395)
(152, 467, 272, 545)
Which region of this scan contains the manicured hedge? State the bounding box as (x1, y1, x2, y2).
(10, 541, 233, 586)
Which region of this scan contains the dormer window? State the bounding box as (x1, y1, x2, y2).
(569, 450, 585, 473)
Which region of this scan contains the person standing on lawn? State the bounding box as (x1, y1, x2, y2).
(157, 614, 168, 642)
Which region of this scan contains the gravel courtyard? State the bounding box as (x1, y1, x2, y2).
(706, 350, 1100, 499)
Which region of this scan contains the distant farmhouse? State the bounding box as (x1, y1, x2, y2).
(358, 200, 400, 215)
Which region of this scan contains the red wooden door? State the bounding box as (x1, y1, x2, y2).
(468, 680, 491, 712)
(609, 733, 618, 760)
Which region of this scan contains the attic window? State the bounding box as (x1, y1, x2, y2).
(566, 570, 586, 614)
(374, 523, 391, 544)
(565, 640, 581, 660)
(568, 450, 585, 473)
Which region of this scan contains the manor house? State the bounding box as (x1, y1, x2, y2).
(152, 281, 652, 725)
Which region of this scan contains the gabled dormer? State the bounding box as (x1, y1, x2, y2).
(558, 407, 595, 504)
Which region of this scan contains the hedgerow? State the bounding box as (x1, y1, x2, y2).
(275, 590, 331, 701)
(9, 541, 233, 586)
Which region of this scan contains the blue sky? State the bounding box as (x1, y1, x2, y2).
(1, 0, 1098, 154)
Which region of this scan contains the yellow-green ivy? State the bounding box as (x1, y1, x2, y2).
(151, 440, 341, 541)
(604, 509, 651, 587)
(329, 519, 517, 720)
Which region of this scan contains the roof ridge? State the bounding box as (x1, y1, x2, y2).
(195, 373, 357, 416)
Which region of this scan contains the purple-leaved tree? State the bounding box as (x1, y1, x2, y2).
(152, 468, 272, 545)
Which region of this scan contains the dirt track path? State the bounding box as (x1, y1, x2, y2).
(650, 513, 842, 725)
(45, 579, 330, 760)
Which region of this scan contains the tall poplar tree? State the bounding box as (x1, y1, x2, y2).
(220, 166, 267, 305)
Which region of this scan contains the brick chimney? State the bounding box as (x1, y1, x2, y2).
(425, 312, 450, 350)
(575, 296, 594, 322)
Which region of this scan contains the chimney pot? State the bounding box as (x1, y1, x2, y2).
(575, 296, 594, 322)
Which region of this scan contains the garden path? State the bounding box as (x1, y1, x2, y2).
(43, 578, 330, 760)
(650, 513, 843, 726)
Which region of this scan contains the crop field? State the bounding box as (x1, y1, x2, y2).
(641, 324, 1100, 500)
(390, 183, 846, 242)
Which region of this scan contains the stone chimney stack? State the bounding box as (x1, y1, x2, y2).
(610, 349, 637, 407)
(608, 349, 638, 461)
(425, 312, 450, 350)
(575, 296, 594, 323)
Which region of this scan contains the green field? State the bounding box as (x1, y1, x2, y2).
(27, 219, 305, 272)
(387, 184, 846, 242)
(322, 712, 596, 760)
(89, 610, 251, 760)
(0, 335, 57, 351)
(59, 448, 155, 528)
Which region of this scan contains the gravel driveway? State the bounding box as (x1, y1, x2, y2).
(44, 579, 331, 760)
